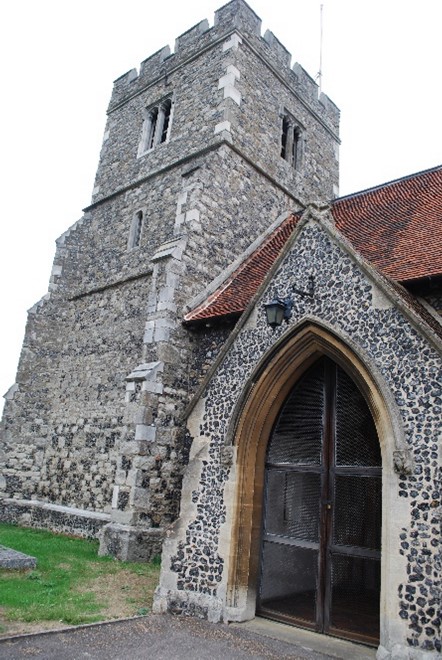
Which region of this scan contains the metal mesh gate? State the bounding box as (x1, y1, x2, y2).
(257, 356, 381, 645)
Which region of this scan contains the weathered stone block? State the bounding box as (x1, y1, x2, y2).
(99, 523, 164, 562)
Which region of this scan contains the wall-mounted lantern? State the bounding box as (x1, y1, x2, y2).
(264, 297, 293, 329)
(264, 276, 314, 330)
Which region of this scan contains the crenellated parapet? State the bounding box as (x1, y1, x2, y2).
(174, 19, 210, 56)
(108, 0, 339, 130)
(215, 0, 262, 36)
(262, 29, 291, 69)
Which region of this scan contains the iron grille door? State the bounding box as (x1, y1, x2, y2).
(257, 357, 381, 645)
(326, 364, 381, 644)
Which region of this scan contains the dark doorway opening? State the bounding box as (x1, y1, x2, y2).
(257, 356, 381, 646)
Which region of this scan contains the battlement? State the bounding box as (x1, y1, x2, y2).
(214, 0, 261, 35)
(263, 29, 291, 69)
(108, 0, 339, 130)
(174, 19, 210, 54)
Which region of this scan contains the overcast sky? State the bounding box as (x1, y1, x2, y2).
(1, 0, 441, 413)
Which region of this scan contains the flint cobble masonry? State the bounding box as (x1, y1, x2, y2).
(155, 217, 442, 658)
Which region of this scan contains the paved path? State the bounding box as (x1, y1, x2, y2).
(0, 615, 376, 660)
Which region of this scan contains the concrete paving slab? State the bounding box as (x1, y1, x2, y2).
(0, 545, 37, 570)
(235, 618, 377, 660)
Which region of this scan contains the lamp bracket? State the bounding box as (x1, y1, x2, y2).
(292, 274, 314, 299)
(280, 296, 293, 322)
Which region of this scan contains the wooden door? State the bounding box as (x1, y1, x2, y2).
(257, 356, 382, 645)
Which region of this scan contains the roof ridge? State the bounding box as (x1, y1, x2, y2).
(334, 164, 442, 203)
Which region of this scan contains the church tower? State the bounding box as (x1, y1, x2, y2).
(1, 0, 339, 559)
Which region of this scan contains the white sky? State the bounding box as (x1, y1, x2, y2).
(1, 0, 441, 414)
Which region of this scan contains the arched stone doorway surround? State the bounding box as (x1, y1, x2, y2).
(224, 320, 411, 655)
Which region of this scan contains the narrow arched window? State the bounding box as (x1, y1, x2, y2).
(138, 97, 173, 156)
(128, 211, 143, 249)
(281, 116, 290, 159)
(292, 126, 301, 170)
(160, 99, 172, 143)
(147, 108, 159, 150)
(280, 112, 303, 171)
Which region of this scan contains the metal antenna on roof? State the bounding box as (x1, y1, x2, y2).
(316, 4, 324, 95)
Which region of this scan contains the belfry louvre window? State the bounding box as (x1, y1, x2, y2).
(281, 113, 303, 170)
(138, 98, 172, 156)
(128, 210, 144, 249)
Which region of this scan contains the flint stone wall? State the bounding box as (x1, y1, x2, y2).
(156, 219, 441, 657)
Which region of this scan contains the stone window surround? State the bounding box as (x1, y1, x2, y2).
(280, 108, 304, 170)
(137, 96, 174, 157)
(127, 208, 145, 250)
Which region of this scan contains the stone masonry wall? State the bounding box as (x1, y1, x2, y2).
(100, 146, 301, 542)
(1, 0, 340, 548)
(0, 143, 299, 539)
(1, 274, 149, 514)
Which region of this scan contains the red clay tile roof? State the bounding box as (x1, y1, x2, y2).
(184, 165, 442, 323)
(333, 165, 442, 282)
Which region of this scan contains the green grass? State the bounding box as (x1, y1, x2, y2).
(0, 523, 160, 628)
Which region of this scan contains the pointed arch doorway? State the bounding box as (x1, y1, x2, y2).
(256, 355, 381, 645)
